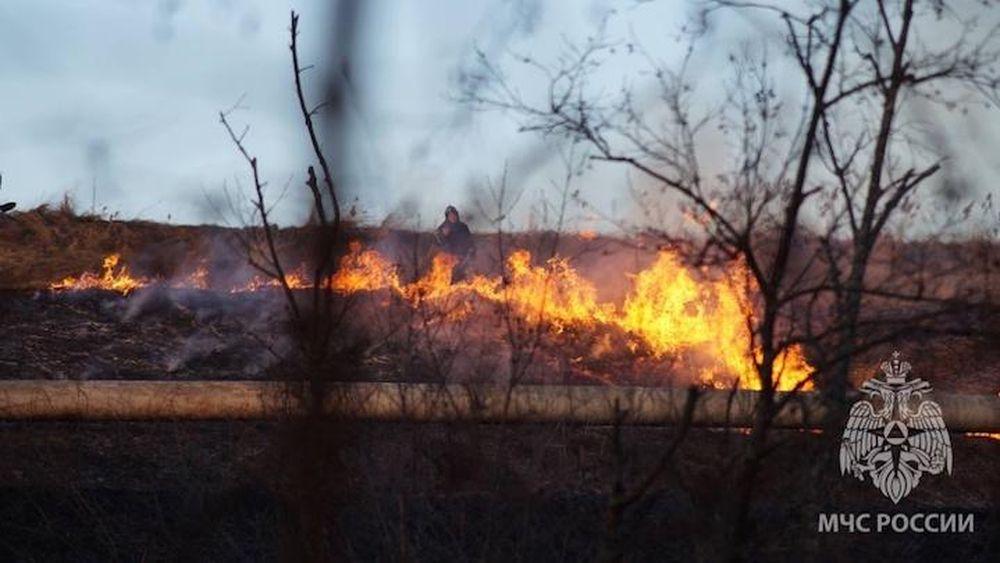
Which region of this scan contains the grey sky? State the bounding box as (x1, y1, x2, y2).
(1, 1, 997, 231)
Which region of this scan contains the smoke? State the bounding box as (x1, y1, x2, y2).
(153, 0, 182, 42)
(113, 230, 298, 376)
(448, 0, 544, 130)
(83, 137, 120, 212)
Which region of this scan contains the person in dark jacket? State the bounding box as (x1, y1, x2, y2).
(435, 205, 475, 281)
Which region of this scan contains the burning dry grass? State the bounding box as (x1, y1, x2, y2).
(0, 203, 204, 288)
(36, 239, 812, 390)
(49, 253, 147, 295)
(327, 243, 812, 390)
(5, 205, 998, 393)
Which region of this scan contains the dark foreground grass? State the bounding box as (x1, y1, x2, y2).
(0, 420, 995, 562)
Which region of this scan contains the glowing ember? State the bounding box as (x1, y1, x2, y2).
(177, 265, 209, 290)
(49, 254, 148, 295)
(231, 267, 312, 293)
(964, 432, 1000, 441)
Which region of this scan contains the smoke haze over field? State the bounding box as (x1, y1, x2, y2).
(0, 0, 997, 232)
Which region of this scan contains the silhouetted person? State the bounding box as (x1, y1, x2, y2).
(435, 205, 475, 281)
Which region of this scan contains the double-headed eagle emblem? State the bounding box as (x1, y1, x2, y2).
(839, 352, 952, 503)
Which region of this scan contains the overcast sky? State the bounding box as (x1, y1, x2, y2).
(1, 0, 997, 231)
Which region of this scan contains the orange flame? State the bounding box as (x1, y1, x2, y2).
(619, 252, 812, 390)
(49, 254, 148, 295)
(405, 253, 461, 301)
(329, 243, 813, 390)
(47, 246, 815, 391)
(330, 241, 402, 293)
(476, 250, 614, 331)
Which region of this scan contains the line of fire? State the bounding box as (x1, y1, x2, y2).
(1, 2, 999, 561)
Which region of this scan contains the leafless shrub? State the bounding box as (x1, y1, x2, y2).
(217, 8, 363, 559)
(460, 0, 1000, 556)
